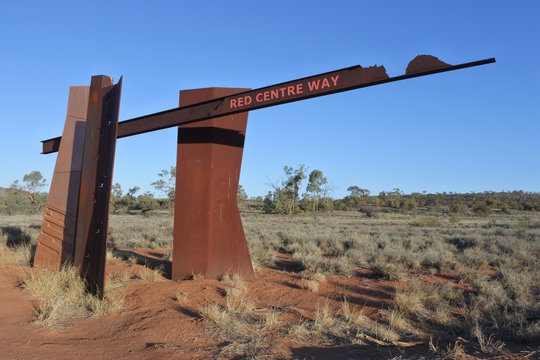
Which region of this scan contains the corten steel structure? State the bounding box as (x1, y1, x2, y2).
(36, 55, 495, 296)
(173, 88, 254, 279)
(35, 75, 122, 298)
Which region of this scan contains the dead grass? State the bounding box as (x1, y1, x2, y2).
(134, 265, 164, 282)
(174, 291, 188, 304)
(300, 278, 320, 292)
(198, 295, 270, 358)
(0, 215, 40, 267)
(472, 323, 506, 355)
(20, 266, 123, 327)
(288, 298, 402, 346)
(0, 243, 32, 266)
(105, 267, 133, 289)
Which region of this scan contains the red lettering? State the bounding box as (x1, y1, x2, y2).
(279, 87, 286, 97)
(264, 91, 270, 101)
(331, 75, 339, 86)
(256, 92, 263, 102)
(271, 89, 279, 99)
(245, 95, 252, 106)
(321, 78, 330, 89)
(237, 97, 244, 107)
(296, 83, 303, 94)
(287, 86, 295, 96)
(307, 80, 320, 91)
(230, 99, 237, 108)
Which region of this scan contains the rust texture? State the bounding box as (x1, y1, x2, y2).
(41, 57, 495, 154)
(73, 75, 122, 298)
(34, 86, 90, 270)
(172, 87, 254, 280)
(406, 55, 451, 75)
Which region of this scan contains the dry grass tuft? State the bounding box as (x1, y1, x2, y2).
(221, 273, 248, 299)
(313, 301, 336, 331)
(199, 302, 230, 326)
(105, 267, 133, 289)
(106, 250, 122, 265)
(300, 271, 327, 292)
(135, 265, 164, 282)
(369, 257, 403, 281)
(198, 295, 272, 358)
(263, 307, 282, 330)
(300, 278, 320, 292)
(175, 291, 188, 304)
(21, 266, 123, 327)
(289, 321, 311, 339)
(472, 323, 506, 354)
(0, 243, 32, 267)
(190, 272, 205, 280)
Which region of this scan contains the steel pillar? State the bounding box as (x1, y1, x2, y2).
(34, 86, 89, 270)
(172, 88, 254, 280)
(73, 75, 122, 298)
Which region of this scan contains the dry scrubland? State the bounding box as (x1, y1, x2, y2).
(1, 210, 539, 359)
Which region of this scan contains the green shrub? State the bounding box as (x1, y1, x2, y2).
(473, 204, 492, 216)
(450, 202, 467, 215)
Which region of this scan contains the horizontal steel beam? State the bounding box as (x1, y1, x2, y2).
(42, 57, 495, 154)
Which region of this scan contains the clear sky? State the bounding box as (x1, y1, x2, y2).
(0, 1, 538, 198)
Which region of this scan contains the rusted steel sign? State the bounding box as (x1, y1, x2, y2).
(41, 56, 495, 154)
(37, 54, 495, 294)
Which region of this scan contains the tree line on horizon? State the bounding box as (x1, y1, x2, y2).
(1, 168, 540, 216)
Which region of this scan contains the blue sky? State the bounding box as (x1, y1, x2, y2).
(0, 1, 538, 198)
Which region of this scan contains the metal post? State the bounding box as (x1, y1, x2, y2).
(172, 87, 254, 280)
(73, 75, 122, 298)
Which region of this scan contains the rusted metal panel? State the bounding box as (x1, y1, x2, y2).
(73, 76, 122, 298)
(34, 86, 89, 270)
(41, 56, 495, 153)
(172, 87, 254, 280)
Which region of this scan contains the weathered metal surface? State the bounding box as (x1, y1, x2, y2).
(172, 87, 254, 280)
(41, 56, 495, 153)
(34, 86, 89, 270)
(73, 75, 122, 298)
(406, 55, 451, 75)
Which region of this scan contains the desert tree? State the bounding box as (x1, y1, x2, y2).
(306, 169, 327, 214)
(237, 185, 248, 202)
(111, 183, 123, 199)
(346, 185, 370, 208)
(265, 165, 306, 216)
(151, 166, 176, 204)
(347, 186, 370, 198)
(11, 170, 47, 203)
(281, 165, 306, 216)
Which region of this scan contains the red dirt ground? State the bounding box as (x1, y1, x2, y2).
(0, 251, 536, 359)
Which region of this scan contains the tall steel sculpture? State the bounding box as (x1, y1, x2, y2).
(35, 76, 122, 298)
(173, 88, 254, 279)
(36, 55, 495, 296)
